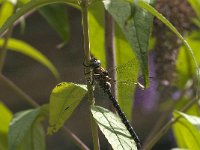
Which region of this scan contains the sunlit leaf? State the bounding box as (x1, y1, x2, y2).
(91, 105, 137, 150)
(0, 102, 12, 150)
(39, 4, 70, 44)
(0, 102, 12, 133)
(48, 82, 87, 134)
(88, 1, 106, 67)
(176, 31, 200, 87)
(0, 38, 60, 80)
(8, 106, 47, 150)
(173, 111, 200, 150)
(0, 1, 14, 27)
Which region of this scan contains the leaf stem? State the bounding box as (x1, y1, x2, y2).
(62, 126, 90, 150)
(0, 74, 39, 107)
(81, 1, 100, 150)
(0, 26, 13, 72)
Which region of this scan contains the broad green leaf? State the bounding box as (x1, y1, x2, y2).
(115, 24, 139, 119)
(8, 106, 47, 150)
(138, 1, 200, 87)
(0, 102, 12, 150)
(172, 111, 200, 150)
(88, 1, 106, 67)
(176, 31, 200, 87)
(48, 82, 87, 134)
(39, 4, 70, 44)
(103, 0, 154, 87)
(16, 123, 45, 150)
(0, 38, 60, 80)
(0, 1, 14, 27)
(91, 105, 137, 150)
(0, 0, 78, 35)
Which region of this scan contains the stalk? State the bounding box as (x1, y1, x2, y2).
(0, 26, 13, 72)
(104, 10, 117, 111)
(81, 1, 100, 150)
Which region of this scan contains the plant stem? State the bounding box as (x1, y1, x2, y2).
(104, 10, 117, 111)
(0, 74, 39, 107)
(0, 26, 13, 72)
(63, 126, 90, 150)
(81, 1, 100, 150)
(0, 74, 90, 150)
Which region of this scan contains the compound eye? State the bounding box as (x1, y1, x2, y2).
(90, 58, 101, 68)
(96, 59, 101, 66)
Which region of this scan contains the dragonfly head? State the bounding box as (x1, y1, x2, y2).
(90, 57, 101, 69)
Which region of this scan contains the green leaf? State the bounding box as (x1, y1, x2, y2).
(0, 0, 78, 35)
(91, 105, 137, 150)
(88, 1, 106, 67)
(0, 102, 12, 150)
(176, 31, 200, 87)
(0, 38, 60, 80)
(48, 82, 87, 134)
(16, 123, 45, 150)
(0, 1, 14, 27)
(8, 106, 47, 150)
(39, 3, 70, 44)
(103, 0, 154, 87)
(172, 111, 200, 150)
(115, 24, 139, 119)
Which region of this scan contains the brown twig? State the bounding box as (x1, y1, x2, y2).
(104, 10, 117, 111)
(0, 26, 13, 72)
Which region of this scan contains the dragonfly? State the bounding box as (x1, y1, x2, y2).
(88, 57, 142, 149)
